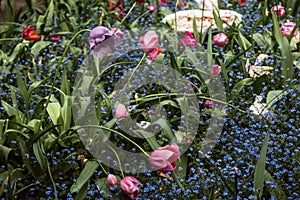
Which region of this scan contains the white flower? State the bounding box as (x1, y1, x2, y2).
(245, 57, 273, 78)
(249, 96, 270, 115)
(136, 121, 151, 129)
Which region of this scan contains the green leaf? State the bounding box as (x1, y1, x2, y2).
(213, 10, 223, 31)
(18, 137, 41, 179)
(30, 41, 52, 54)
(272, 12, 283, 46)
(61, 95, 73, 131)
(231, 78, 255, 98)
(33, 140, 47, 171)
(281, 37, 293, 81)
(8, 43, 25, 64)
(0, 144, 12, 163)
(96, 177, 114, 198)
(266, 90, 286, 108)
(70, 160, 99, 193)
(238, 31, 252, 50)
(254, 130, 270, 198)
(264, 170, 287, 199)
(1, 100, 25, 121)
(47, 101, 61, 125)
(75, 182, 88, 200)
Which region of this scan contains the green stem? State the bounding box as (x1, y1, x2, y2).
(106, 144, 125, 178)
(47, 160, 58, 200)
(129, 93, 246, 113)
(0, 22, 25, 27)
(99, 163, 108, 175)
(0, 38, 22, 41)
(128, 53, 147, 82)
(171, 170, 185, 191)
(75, 125, 150, 157)
(114, 2, 137, 32)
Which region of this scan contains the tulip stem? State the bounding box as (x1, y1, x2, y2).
(114, 2, 137, 32)
(75, 125, 150, 157)
(171, 170, 185, 191)
(128, 53, 147, 82)
(106, 144, 125, 178)
(0, 38, 23, 41)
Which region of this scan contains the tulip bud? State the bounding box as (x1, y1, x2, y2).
(107, 174, 118, 187)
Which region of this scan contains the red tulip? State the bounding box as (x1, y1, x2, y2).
(120, 176, 143, 199)
(211, 64, 222, 76)
(271, 5, 285, 17)
(107, 174, 118, 187)
(213, 33, 229, 48)
(22, 25, 41, 41)
(149, 143, 180, 173)
(181, 32, 197, 48)
(159, 0, 168, 6)
(147, 48, 162, 61)
(235, 0, 246, 6)
(139, 31, 159, 53)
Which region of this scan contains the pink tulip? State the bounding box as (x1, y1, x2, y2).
(213, 33, 229, 48)
(107, 174, 118, 187)
(139, 31, 159, 53)
(181, 32, 198, 48)
(280, 22, 299, 37)
(204, 100, 214, 109)
(115, 104, 128, 117)
(211, 65, 222, 76)
(147, 48, 162, 61)
(235, 0, 246, 6)
(147, 4, 157, 14)
(271, 5, 285, 17)
(149, 143, 180, 173)
(120, 176, 143, 199)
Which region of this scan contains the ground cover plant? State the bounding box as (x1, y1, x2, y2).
(0, 0, 299, 199)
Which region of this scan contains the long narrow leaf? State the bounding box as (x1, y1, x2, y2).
(254, 130, 270, 198)
(70, 160, 99, 193)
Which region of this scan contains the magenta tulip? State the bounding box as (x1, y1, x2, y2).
(213, 33, 229, 48)
(149, 143, 180, 173)
(280, 22, 299, 37)
(147, 4, 157, 14)
(271, 5, 285, 17)
(139, 31, 159, 53)
(204, 100, 214, 109)
(120, 176, 143, 199)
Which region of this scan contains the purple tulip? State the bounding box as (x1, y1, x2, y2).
(204, 100, 214, 109)
(88, 26, 122, 57)
(149, 143, 180, 173)
(120, 176, 143, 199)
